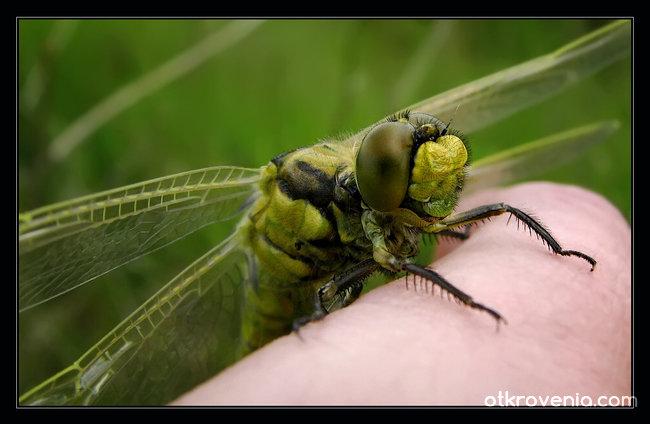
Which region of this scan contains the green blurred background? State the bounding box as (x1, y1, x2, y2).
(18, 19, 631, 396)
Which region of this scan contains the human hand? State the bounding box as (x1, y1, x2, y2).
(173, 182, 631, 406)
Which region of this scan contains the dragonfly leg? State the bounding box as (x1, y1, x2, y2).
(402, 261, 506, 327)
(432, 203, 596, 271)
(436, 226, 471, 241)
(292, 259, 381, 331)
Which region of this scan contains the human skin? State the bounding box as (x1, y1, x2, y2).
(172, 182, 632, 406)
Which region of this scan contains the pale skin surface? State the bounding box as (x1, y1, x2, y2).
(173, 182, 632, 406)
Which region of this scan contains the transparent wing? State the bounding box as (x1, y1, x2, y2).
(463, 120, 621, 195)
(345, 20, 630, 142)
(19, 166, 262, 311)
(19, 231, 251, 405)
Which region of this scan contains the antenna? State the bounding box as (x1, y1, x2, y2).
(442, 104, 461, 136)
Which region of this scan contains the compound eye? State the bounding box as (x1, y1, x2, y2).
(355, 121, 414, 212)
(408, 112, 444, 128)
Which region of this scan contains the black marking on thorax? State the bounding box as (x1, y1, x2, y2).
(275, 153, 337, 220)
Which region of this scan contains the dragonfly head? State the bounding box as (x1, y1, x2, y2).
(355, 112, 469, 217)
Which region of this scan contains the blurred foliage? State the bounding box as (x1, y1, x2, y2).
(17, 19, 631, 396)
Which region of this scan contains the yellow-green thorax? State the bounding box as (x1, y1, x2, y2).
(237, 139, 369, 352)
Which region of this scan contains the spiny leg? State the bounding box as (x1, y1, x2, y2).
(403, 262, 506, 326)
(435, 203, 596, 271)
(292, 258, 381, 331)
(437, 226, 471, 241)
(293, 255, 506, 331)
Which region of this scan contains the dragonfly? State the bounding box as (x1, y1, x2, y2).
(18, 20, 631, 405)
